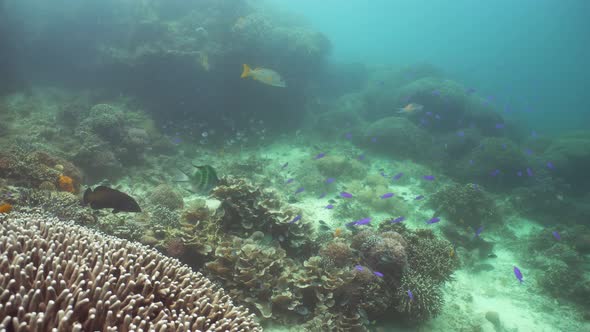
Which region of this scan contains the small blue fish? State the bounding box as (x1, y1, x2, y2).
(514, 266, 523, 283)
(285, 178, 295, 184)
(526, 168, 533, 177)
(525, 149, 533, 155)
(407, 289, 414, 301)
(380, 192, 394, 199)
(326, 178, 335, 184)
(295, 187, 305, 194)
(427, 217, 441, 224)
(469, 159, 474, 165)
(531, 130, 538, 138)
(380, 171, 387, 177)
(466, 87, 476, 94)
(457, 130, 465, 137)
(314, 153, 326, 160)
(495, 123, 505, 129)
(325, 204, 334, 209)
(490, 169, 500, 177)
(171, 136, 183, 145)
(357, 154, 365, 161)
(501, 144, 507, 150)
(347, 217, 371, 227)
(289, 215, 301, 224)
(391, 216, 405, 223)
(340, 192, 353, 198)
(423, 175, 435, 181)
(355, 265, 364, 272)
(393, 172, 404, 180)
(415, 195, 424, 200)
(344, 133, 352, 140)
(472, 183, 479, 190)
(552, 231, 560, 241)
(371, 137, 378, 143)
(281, 162, 289, 169)
(435, 114, 441, 120)
(373, 271, 384, 278)
(475, 226, 484, 237)
(547, 162, 554, 169)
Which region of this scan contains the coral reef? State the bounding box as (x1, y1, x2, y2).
(211, 176, 315, 257)
(396, 269, 444, 322)
(147, 183, 184, 210)
(544, 130, 590, 194)
(205, 232, 301, 320)
(429, 183, 500, 228)
(0, 210, 261, 331)
(364, 116, 430, 160)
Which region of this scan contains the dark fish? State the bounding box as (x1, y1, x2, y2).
(488, 253, 498, 258)
(328, 199, 336, 204)
(176, 164, 219, 193)
(83, 186, 141, 213)
(415, 195, 424, 200)
(319, 192, 327, 199)
(295, 187, 305, 194)
(281, 162, 289, 169)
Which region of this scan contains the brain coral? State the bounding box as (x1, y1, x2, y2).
(0, 210, 261, 331)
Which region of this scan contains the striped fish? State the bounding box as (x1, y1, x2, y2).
(175, 164, 219, 193)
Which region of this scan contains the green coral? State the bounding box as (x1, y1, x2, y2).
(429, 183, 500, 228)
(396, 269, 444, 322)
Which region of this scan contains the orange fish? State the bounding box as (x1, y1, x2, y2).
(0, 203, 12, 214)
(334, 228, 342, 238)
(398, 103, 424, 113)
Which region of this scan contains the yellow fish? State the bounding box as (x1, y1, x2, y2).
(398, 103, 424, 113)
(241, 64, 286, 88)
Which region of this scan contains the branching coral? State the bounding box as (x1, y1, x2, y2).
(0, 210, 261, 331)
(403, 229, 458, 284)
(429, 183, 500, 228)
(396, 269, 444, 322)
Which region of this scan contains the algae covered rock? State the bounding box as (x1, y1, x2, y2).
(364, 116, 430, 159)
(544, 130, 590, 194)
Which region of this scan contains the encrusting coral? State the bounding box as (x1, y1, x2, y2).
(0, 210, 261, 331)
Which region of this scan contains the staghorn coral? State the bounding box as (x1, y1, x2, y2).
(211, 176, 315, 257)
(0, 210, 261, 331)
(396, 269, 444, 322)
(404, 228, 458, 284)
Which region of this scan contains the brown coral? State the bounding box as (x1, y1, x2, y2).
(0, 210, 261, 331)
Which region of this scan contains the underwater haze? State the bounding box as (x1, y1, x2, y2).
(1, 0, 590, 331)
(273, 0, 590, 134)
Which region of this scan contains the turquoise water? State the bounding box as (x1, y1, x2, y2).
(0, 1, 589, 331)
(273, 0, 590, 134)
